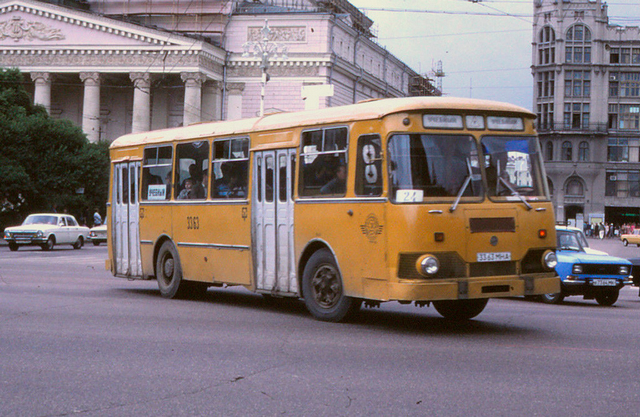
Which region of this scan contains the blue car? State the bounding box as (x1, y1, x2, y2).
(541, 228, 633, 306)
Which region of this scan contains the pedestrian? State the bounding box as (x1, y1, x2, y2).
(93, 208, 102, 227)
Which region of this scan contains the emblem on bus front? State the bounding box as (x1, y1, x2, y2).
(360, 214, 384, 243)
(490, 236, 498, 246)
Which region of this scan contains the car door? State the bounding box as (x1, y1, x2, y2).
(57, 216, 70, 244)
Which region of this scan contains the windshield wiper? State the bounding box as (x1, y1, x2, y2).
(498, 177, 532, 210)
(450, 175, 473, 212)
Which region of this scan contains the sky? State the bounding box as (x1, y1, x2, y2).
(348, 0, 640, 111)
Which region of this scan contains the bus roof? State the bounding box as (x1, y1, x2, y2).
(110, 96, 535, 150)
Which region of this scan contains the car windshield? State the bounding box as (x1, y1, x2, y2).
(557, 230, 583, 251)
(23, 215, 58, 226)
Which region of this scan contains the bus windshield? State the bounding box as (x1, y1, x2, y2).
(481, 136, 546, 200)
(388, 134, 483, 203)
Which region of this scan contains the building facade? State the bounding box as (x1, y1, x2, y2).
(532, 0, 640, 227)
(0, 0, 437, 143)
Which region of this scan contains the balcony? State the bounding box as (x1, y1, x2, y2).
(536, 121, 609, 134)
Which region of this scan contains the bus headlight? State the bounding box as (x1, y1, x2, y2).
(543, 250, 557, 270)
(416, 254, 440, 277)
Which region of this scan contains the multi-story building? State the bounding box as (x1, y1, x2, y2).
(0, 0, 437, 143)
(532, 0, 640, 227)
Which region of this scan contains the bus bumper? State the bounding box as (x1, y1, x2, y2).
(362, 274, 560, 302)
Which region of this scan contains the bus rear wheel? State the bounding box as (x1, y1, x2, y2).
(432, 298, 489, 320)
(156, 241, 190, 299)
(302, 249, 361, 322)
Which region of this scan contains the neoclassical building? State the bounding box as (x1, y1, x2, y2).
(0, 0, 437, 143)
(532, 0, 640, 226)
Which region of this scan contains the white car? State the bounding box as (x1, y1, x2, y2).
(3, 213, 90, 251)
(88, 223, 107, 246)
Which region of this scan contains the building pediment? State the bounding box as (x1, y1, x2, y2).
(0, 0, 200, 49)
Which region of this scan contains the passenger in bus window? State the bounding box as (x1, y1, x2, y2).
(164, 171, 172, 200)
(320, 164, 347, 195)
(178, 179, 192, 199)
(190, 171, 205, 199)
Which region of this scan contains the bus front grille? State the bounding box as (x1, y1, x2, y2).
(469, 261, 516, 277)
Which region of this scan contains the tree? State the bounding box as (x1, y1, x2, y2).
(0, 68, 110, 227)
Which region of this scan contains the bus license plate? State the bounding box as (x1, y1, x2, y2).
(591, 279, 617, 286)
(477, 252, 511, 262)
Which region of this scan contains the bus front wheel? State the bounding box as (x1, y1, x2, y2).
(432, 298, 489, 320)
(156, 241, 189, 299)
(302, 249, 361, 322)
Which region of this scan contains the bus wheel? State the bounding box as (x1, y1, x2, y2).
(540, 293, 564, 304)
(595, 289, 619, 306)
(432, 299, 489, 320)
(156, 241, 188, 299)
(302, 249, 361, 322)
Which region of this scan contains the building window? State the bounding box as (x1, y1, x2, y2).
(609, 105, 640, 131)
(565, 70, 590, 97)
(608, 138, 629, 162)
(566, 178, 584, 196)
(610, 47, 640, 65)
(565, 24, 591, 63)
(545, 141, 554, 161)
(538, 71, 555, 98)
(606, 170, 640, 197)
(537, 103, 554, 130)
(564, 102, 590, 129)
(562, 141, 573, 161)
(578, 141, 589, 161)
(538, 26, 555, 65)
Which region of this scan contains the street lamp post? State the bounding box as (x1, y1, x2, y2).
(242, 20, 288, 117)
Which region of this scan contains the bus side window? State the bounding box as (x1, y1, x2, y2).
(299, 127, 348, 197)
(141, 146, 173, 201)
(355, 134, 382, 196)
(175, 141, 209, 200)
(212, 138, 249, 199)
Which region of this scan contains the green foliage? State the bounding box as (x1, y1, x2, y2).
(0, 68, 110, 225)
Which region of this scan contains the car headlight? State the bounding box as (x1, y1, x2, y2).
(543, 250, 557, 270)
(572, 264, 583, 274)
(619, 266, 630, 275)
(89, 231, 96, 238)
(36, 230, 44, 238)
(416, 254, 440, 276)
(4, 231, 11, 239)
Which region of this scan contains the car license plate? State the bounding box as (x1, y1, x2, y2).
(477, 252, 511, 262)
(591, 279, 617, 286)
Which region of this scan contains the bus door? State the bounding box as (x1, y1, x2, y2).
(113, 161, 142, 277)
(253, 149, 297, 294)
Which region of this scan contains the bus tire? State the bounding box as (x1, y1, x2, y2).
(302, 249, 361, 322)
(156, 241, 189, 299)
(432, 298, 488, 320)
(540, 292, 564, 304)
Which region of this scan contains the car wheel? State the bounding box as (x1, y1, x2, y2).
(156, 241, 192, 299)
(92, 241, 101, 246)
(72, 236, 83, 250)
(595, 289, 619, 306)
(540, 292, 564, 304)
(302, 249, 361, 322)
(8, 242, 18, 252)
(41, 236, 55, 251)
(623, 239, 629, 246)
(432, 299, 489, 320)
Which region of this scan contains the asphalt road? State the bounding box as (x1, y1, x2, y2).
(1, 243, 639, 416)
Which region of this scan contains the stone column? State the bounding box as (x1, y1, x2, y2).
(202, 80, 222, 121)
(79, 72, 101, 143)
(31, 72, 53, 113)
(130, 72, 152, 133)
(181, 72, 207, 126)
(226, 83, 245, 121)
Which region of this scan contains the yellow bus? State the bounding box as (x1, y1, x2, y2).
(107, 97, 559, 322)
